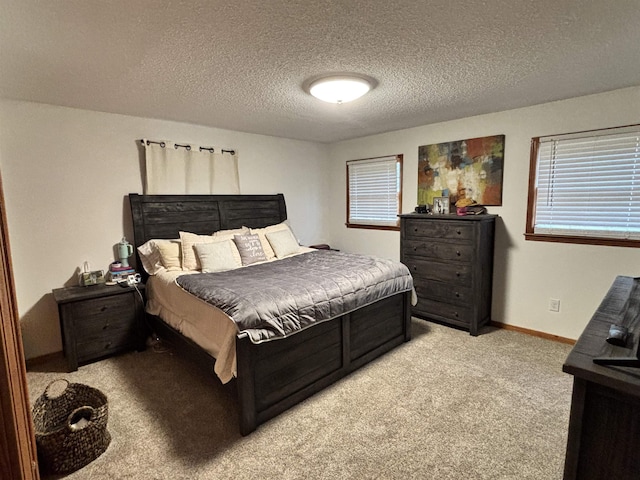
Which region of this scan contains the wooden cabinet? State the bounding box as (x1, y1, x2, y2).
(399, 213, 496, 336)
(52, 283, 146, 371)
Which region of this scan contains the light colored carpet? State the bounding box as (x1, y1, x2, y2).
(27, 319, 573, 479)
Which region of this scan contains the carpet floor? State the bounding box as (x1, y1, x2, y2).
(27, 319, 573, 479)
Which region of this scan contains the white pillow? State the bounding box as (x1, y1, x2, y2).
(213, 227, 249, 239)
(194, 240, 241, 273)
(137, 239, 179, 275)
(266, 228, 301, 258)
(250, 222, 294, 260)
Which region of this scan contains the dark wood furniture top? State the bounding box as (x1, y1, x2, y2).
(129, 193, 411, 435)
(399, 213, 496, 336)
(53, 283, 146, 371)
(563, 275, 640, 479)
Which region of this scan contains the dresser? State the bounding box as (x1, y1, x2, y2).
(53, 283, 146, 371)
(563, 276, 640, 479)
(399, 213, 496, 336)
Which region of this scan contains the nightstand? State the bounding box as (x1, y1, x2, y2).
(52, 283, 147, 371)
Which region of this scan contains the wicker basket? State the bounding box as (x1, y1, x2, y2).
(32, 379, 111, 474)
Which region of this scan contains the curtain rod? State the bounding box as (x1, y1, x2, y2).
(141, 139, 235, 155)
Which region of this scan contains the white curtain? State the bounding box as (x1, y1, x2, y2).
(143, 140, 240, 194)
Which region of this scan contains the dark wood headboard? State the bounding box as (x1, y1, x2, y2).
(128, 193, 287, 269)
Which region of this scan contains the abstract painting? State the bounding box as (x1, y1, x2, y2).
(418, 135, 504, 207)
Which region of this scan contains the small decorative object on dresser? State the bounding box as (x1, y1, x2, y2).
(433, 196, 450, 215)
(399, 213, 496, 336)
(52, 283, 147, 371)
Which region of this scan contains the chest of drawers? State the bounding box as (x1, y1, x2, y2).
(53, 283, 147, 371)
(400, 213, 496, 335)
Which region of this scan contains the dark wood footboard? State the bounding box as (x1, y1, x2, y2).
(147, 290, 411, 435)
(236, 290, 411, 435)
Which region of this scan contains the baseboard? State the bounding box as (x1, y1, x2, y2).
(25, 351, 64, 369)
(490, 321, 576, 345)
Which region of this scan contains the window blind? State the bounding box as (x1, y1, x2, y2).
(534, 126, 640, 239)
(347, 155, 400, 227)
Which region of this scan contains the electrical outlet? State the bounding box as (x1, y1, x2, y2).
(549, 298, 561, 312)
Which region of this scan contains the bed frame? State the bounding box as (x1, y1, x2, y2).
(129, 193, 412, 435)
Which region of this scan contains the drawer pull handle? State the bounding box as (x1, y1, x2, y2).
(100, 306, 107, 312)
(414, 227, 418, 232)
(412, 266, 417, 271)
(454, 311, 459, 317)
(104, 342, 112, 349)
(413, 246, 417, 251)
(456, 229, 461, 235)
(456, 250, 461, 256)
(455, 292, 460, 298)
(456, 272, 460, 277)
(103, 323, 110, 330)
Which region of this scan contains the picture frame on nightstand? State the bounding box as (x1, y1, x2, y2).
(433, 196, 450, 215)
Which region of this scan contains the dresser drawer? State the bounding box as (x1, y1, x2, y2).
(413, 280, 472, 307)
(403, 239, 474, 262)
(404, 219, 474, 241)
(403, 256, 472, 286)
(70, 294, 137, 337)
(413, 298, 473, 326)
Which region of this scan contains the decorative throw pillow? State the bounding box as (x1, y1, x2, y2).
(250, 222, 294, 260)
(194, 240, 241, 273)
(179, 231, 216, 271)
(266, 228, 301, 258)
(233, 233, 268, 265)
(157, 241, 182, 271)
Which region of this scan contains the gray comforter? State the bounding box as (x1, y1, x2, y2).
(176, 250, 413, 343)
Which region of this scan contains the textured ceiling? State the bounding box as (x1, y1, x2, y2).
(1, 0, 640, 143)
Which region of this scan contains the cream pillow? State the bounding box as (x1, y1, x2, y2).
(194, 240, 241, 273)
(179, 231, 216, 271)
(266, 228, 301, 258)
(137, 239, 179, 275)
(250, 222, 293, 260)
(213, 227, 249, 239)
(157, 241, 182, 271)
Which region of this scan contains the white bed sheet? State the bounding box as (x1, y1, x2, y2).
(145, 247, 316, 384)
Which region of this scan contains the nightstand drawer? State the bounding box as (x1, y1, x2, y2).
(71, 294, 137, 337)
(76, 328, 137, 362)
(403, 256, 472, 286)
(404, 219, 474, 241)
(403, 239, 474, 262)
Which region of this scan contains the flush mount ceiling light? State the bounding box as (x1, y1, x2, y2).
(307, 75, 375, 104)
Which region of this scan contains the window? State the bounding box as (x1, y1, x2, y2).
(526, 124, 640, 247)
(347, 154, 403, 230)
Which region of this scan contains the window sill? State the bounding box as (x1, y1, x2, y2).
(346, 223, 400, 232)
(525, 232, 640, 248)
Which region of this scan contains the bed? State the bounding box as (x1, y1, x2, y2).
(129, 193, 413, 435)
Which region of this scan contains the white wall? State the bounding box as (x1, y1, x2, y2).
(0, 99, 329, 359)
(328, 86, 640, 340)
